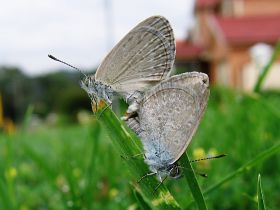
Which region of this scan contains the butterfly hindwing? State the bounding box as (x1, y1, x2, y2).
(130, 72, 209, 165)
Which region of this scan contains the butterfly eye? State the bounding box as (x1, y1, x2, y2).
(169, 165, 182, 179)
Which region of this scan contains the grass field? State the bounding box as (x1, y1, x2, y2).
(0, 87, 280, 210)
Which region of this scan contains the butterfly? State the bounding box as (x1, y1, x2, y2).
(81, 15, 176, 114)
(126, 72, 210, 183)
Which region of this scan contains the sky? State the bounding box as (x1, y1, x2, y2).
(0, 0, 195, 76)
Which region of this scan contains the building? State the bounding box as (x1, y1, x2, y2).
(176, 0, 280, 90)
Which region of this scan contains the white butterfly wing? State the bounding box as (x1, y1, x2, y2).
(95, 16, 175, 96)
(138, 72, 209, 164)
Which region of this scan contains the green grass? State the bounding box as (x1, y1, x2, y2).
(0, 87, 280, 210)
(257, 174, 267, 210)
(98, 104, 181, 209)
(253, 41, 280, 93)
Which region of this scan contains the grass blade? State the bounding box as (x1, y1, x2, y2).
(98, 106, 181, 210)
(257, 174, 267, 210)
(204, 143, 280, 195)
(84, 120, 101, 208)
(180, 153, 208, 210)
(186, 143, 280, 208)
(134, 189, 153, 210)
(254, 41, 280, 93)
(21, 104, 34, 132)
(0, 177, 14, 210)
(22, 144, 56, 179)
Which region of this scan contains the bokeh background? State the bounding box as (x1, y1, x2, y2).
(1, 0, 280, 209)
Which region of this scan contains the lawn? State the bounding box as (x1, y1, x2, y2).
(0, 87, 280, 210)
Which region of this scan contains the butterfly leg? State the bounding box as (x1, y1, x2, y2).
(137, 172, 157, 183)
(121, 101, 140, 121)
(121, 153, 145, 160)
(122, 91, 143, 121)
(153, 176, 168, 194)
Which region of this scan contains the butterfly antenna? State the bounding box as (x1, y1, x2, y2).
(190, 154, 227, 163)
(48, 54, 88, 78)
(178, 166, 208, 178)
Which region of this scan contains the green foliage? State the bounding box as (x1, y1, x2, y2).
(0, 87, 280, 209)
(205, 143, 280, 196)
(257, 174, 267, 210)
(98, 106, 181, 209)
(254, 41, 280, 93)
(0, 67, 33, 122)
(0, 68, 92, 122)
(57, 87, 91, 122)
(180, 154, 208, 210)
(134, 190, 153, 210)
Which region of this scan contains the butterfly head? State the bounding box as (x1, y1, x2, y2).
(167, 162, 182, 179)
(81, 75, 99, 112)
(81, 75, 113, 113)
(154, 162, 182, 181)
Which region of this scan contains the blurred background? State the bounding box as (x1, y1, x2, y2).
(1, 0, 280, 209)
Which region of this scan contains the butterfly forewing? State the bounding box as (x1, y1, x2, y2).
(138, 73, 209, 164)
(95, 16, 175, 96)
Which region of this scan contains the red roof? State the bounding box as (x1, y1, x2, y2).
(214, 15, 280, 45)
(176, 40, 204, 60)
(196, 0, 221, 9)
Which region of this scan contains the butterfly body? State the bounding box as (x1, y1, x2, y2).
(81, 16, 175, 114)
(127, 72, 209, 181)
(81, 76, 114, 110)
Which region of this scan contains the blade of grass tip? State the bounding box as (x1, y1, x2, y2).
(186, 143, 280, 208)
(257, 174, 267, 210)
(133, 189, 153, 210)
(180, 153, 208, 210)
(97, 105, 182, 210)
(21, 104, 34, 132)
(254, 41, 280, 93)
